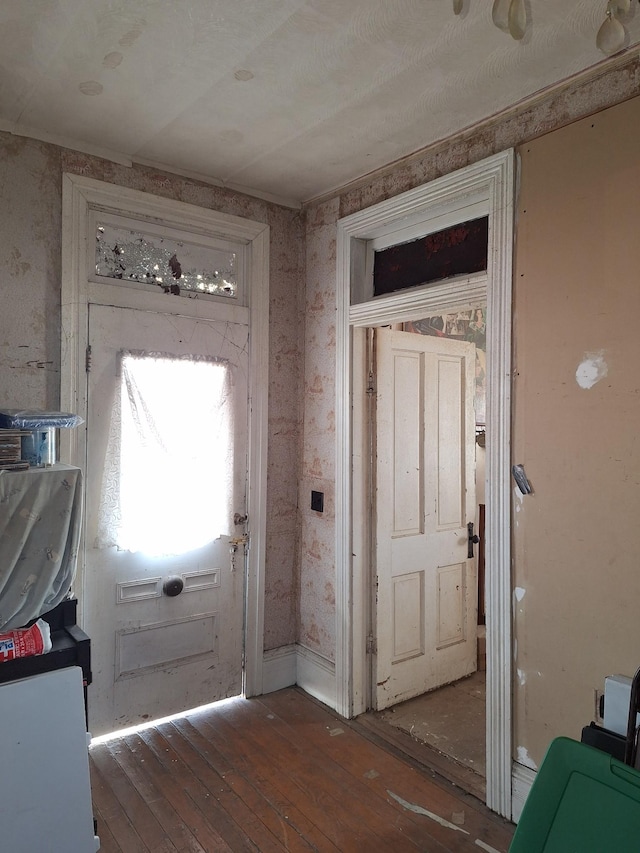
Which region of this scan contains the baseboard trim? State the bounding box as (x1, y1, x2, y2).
(296, 644, 336, 709)
(511, 761, 536, 823)
(261, 643, 337, 708)
(262, 645, 296, 694)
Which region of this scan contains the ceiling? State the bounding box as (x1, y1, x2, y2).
(0, 1, 637, 207)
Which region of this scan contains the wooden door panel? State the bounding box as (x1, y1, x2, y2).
(434, 358, 465, 528)
(86, 303, 249, 735)
(375, 328, 477, 710)
(392, 571, 424, 663)
(392, 349, 423, 534)
(436, 562, 467, 649)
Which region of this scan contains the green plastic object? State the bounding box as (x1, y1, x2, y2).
(509, 737, 640, 852)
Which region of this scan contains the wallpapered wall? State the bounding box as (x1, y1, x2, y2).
(0, 137, 304, 652)
(1, 52, 639, 774)
(299, 67, 640, 770)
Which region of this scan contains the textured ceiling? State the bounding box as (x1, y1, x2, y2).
(0, 1, 637, 206)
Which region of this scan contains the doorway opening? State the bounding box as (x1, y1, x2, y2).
(364, 306, 488, 799)
(335, 150, 514, 817)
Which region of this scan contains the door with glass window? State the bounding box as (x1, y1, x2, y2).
(85, 302, 248, 736)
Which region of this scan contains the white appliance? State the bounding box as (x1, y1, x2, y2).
(0, 666, 100, 851)
(604, 674, 640, 737)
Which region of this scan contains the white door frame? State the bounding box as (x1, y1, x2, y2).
(60, 173, 270, 699)
(335, 150, 514, 817)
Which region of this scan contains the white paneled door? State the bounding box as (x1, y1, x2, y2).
(85, 303, 249, 736)
(375, 328, 477, 710)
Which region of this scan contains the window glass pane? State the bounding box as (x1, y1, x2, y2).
(97, 352, 233, 556)
(95, 222, 237, 297)
(373, 216, 488, 297)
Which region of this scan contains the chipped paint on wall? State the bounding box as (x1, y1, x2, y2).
(515, 587, 526, 602)
(513, 485, 524, 512)
(576, 350, 608, 389)
(517, 668, 526, 686)
(516, 746, 538, 771)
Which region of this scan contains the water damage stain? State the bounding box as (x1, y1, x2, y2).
(103, 51, 124, 69)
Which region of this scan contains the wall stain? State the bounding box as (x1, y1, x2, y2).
(306, 537, 322, 561)
(308, 455, 324, 478)
(10, 247, 31, 276)
(324, 581, 335, 606)
(118, 21, 145, 48)
(307, 290, 326, 312)
(304, 621, 320, 646)
(103, 51, 124, 69)
(307, 374, 324, 395)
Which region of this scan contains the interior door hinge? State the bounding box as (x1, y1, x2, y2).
(85, 344, 92, 373)
(366, 370, 376, 396)
(366, 633, 377, 655)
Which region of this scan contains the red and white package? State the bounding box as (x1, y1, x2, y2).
(0, 619, 52, 662)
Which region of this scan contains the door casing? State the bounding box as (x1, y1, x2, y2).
(335, 150, 515, 818)
(60, 174, 270, 700)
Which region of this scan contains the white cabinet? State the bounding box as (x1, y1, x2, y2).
(0, 666, 100, 851)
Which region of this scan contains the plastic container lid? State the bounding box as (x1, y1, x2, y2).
(0, 409, 83, 430)
(510, 737, 640, 852)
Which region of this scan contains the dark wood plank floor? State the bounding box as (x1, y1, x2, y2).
(90, 687, 514, 852)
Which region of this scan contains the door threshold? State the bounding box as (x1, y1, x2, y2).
(350, 709, 486, 804)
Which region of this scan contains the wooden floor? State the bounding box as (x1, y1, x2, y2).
(89, 687, 514, 852)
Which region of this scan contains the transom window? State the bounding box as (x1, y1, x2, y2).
(90, 211, 244, 302)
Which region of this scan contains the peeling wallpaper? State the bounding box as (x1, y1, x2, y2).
(299, 198, 339, 659)
(0, 138, 62, 408)
(0, 136, 304, 651)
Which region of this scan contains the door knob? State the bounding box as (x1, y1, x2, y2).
(163, 576, 184, 597)
(467, 522, 480, 558)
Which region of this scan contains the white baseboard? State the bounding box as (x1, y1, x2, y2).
(511, 762, 536, 823)
(296, 644, 336, 709)
(262, 644, 296, 694)
(261, 643, 337, 709)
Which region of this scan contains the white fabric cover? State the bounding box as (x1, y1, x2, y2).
(0, 464, 82, 630)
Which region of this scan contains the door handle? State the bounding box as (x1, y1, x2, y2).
(163, 576, 184, 597)
(467, 522, 480, 558)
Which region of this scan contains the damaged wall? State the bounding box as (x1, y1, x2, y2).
(0, 134, 304, 652)
(300, 57, 640, 770)
(512, 95, 640, 768)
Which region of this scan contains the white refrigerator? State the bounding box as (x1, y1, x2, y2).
(0, 665, 100, 851)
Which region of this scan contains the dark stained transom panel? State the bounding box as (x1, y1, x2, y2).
(373, 216, 489, 297)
